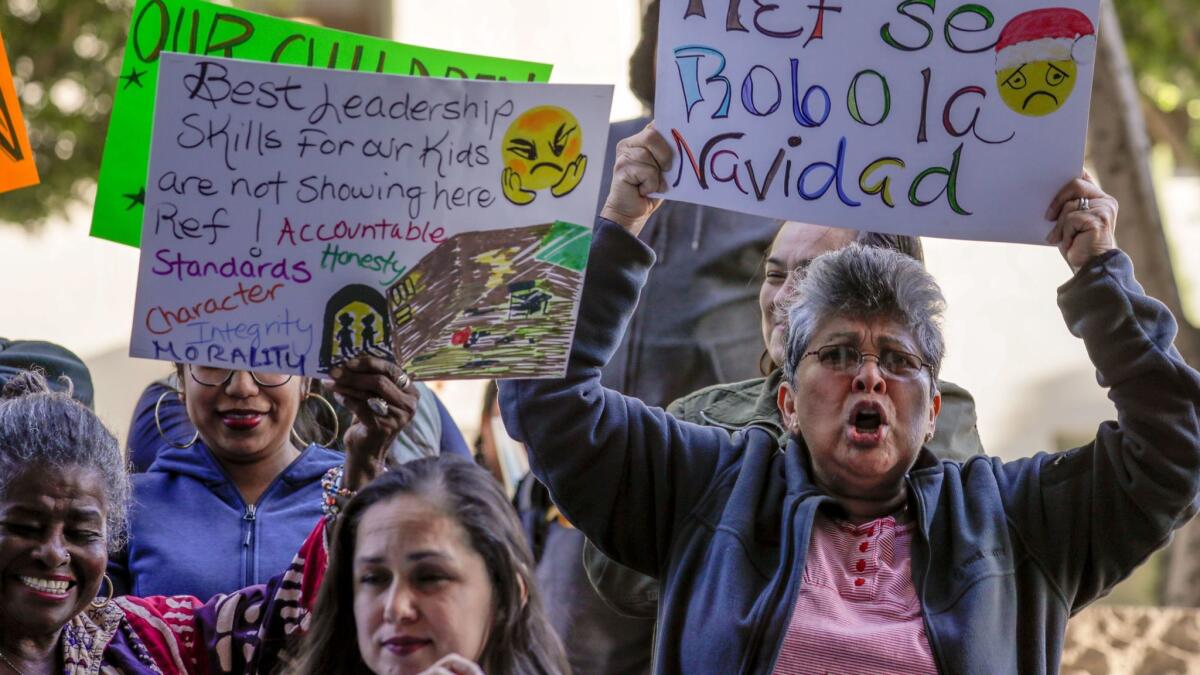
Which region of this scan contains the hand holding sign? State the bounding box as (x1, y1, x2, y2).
(600, 124, 674, 236)
(329, 355, 417, 486)
(1045, 171, 1117, 272)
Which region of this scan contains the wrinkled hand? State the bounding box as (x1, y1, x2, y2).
(1045, 170, 1118, 273)
(600, 124, 673, 236)
(328, 356, 417, 489)
(502, 167, 536, 205)
(417, 653, 485, 675)
(551, 154, 588, 197)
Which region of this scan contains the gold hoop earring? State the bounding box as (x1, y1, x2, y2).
(155, 390, 198, 449)
(292, 392, 340, 448)
(91, 574, 114, 608)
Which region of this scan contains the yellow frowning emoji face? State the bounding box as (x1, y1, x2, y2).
(997, 59, 1078, 117)
(501, 106, 588, 205)
(992, 8, 1095, 118)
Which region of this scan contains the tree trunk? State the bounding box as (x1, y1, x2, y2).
(1086, 0, 1200, 606)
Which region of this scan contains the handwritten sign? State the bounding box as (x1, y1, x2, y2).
(654, 0, 1100, 244)
(129, 54, 612, 380)
(0, 28, 38, 194)
(92, 0, 553, 248)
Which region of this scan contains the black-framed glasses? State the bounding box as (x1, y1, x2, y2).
(187, 365, 293, 388)
(801, 344, 930, 380)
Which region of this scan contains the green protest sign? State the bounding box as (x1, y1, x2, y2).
(92, 0, 552, 247)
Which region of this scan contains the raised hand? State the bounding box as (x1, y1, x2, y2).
(327, 356, 418, 489)
(599, 123, 674, 237)
(1045, 170, 1118, 273)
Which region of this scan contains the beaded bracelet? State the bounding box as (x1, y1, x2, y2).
(320, 465, 355, 520)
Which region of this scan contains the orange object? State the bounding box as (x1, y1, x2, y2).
(0, 29, 38, 194)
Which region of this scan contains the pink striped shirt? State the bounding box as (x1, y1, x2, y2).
(771, 513, 938, 674)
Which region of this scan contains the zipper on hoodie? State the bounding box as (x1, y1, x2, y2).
(242, 503, 257, 587)
(203, 444, 314, 589)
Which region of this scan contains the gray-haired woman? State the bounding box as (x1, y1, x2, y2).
(498, 126, 1200, 674)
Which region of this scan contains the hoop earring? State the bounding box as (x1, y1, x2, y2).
(91, 574, 114, 608)
(155, 390, 198, 449)
(758, 348, 776, 377)
(292, 392, 340, 448)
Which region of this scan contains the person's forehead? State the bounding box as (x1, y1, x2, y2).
(355, 494, 470, 559)
(0, 468, 107, 519)
(812, 315, 916, 347)
(772, 222, 856, 267)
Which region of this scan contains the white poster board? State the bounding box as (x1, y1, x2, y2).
(654, 0, 1100, 244)
(130, 53, 613, 379)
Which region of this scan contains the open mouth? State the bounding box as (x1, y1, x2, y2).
(19, 575, 74, 599)
(847, 401, 888, 446)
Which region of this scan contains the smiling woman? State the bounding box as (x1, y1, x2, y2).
(0, 369, 409, 674)
(0, 372, 128, 664)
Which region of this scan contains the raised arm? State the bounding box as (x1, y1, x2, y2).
(1000, 173, 1200, 608)
(499, 127, 742, 577)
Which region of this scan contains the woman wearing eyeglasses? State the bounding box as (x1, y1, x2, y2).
(500, 127, 1200, 673)
(109, 358, 414, 599)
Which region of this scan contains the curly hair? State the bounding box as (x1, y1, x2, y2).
(0, 370, 129, 551)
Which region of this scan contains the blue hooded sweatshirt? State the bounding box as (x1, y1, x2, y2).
(109, 441, 341, 600)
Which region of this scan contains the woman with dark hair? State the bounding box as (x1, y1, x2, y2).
(291, 455, 569, 675)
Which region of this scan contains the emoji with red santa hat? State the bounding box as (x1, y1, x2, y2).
(995, 7, 1097, 117)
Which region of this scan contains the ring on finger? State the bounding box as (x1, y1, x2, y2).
(367, 397, 389, 417)
(395, 371, 411, 389)
(1076, 196, 1090, 211)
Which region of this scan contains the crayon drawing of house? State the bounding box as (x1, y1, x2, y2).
(387, 221, 591, 379)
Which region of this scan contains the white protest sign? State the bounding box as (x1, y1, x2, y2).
(654, 0, 1100, 244)
(130, 53, 613, 379)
